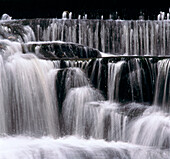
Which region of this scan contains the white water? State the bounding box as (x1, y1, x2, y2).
(63, 86, 104, 136)
(0, 53, 60, 136)
(108, 61, 125, 101)
(1, 135, 170, 159)
(127, 107, 170, 148)
(0, 15, 170, 159)
(37, 19, 170, 55)
(154, 59, 170, 107)
(107, 58, 151, 102)
(60, 67, 90, 93)
(1, 18, 170, 55)
(0, 52, 170, 158)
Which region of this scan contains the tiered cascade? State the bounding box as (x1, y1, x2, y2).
(0, 14, 169, 159)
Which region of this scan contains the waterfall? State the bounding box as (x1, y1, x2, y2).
(2, 136, 170, 159)
(154, 59, 170, 108)
(0, 13, 170, 159)
(0, 53, 60, 136)
(107, 58, 154, 103)
(0, 19, 169, 56)
(108, 61, 125, 101)
(0, 55, 7, 134)
(22, 19, 169, 55)
(62, 86, 104, 136)
(127, 107, 170, 148)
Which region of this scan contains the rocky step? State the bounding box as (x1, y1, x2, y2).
(23, 41, 101, 59)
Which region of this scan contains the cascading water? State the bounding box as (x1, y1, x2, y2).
(154, 59, 170, 108)
(0, 53, 60, 136)
(0, 12, 170, 159)
(25, 19, 170, 55)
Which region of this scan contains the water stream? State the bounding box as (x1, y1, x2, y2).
(0, 14, 169, 159)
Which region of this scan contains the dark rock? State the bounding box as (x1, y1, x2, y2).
(24, 41, 101, 59)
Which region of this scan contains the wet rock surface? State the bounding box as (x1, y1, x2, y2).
(24, 41, 101, 59)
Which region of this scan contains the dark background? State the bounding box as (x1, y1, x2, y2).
(0, 0, 169, 19)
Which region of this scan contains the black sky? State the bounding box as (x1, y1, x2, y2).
(0, 0, 169, 19)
